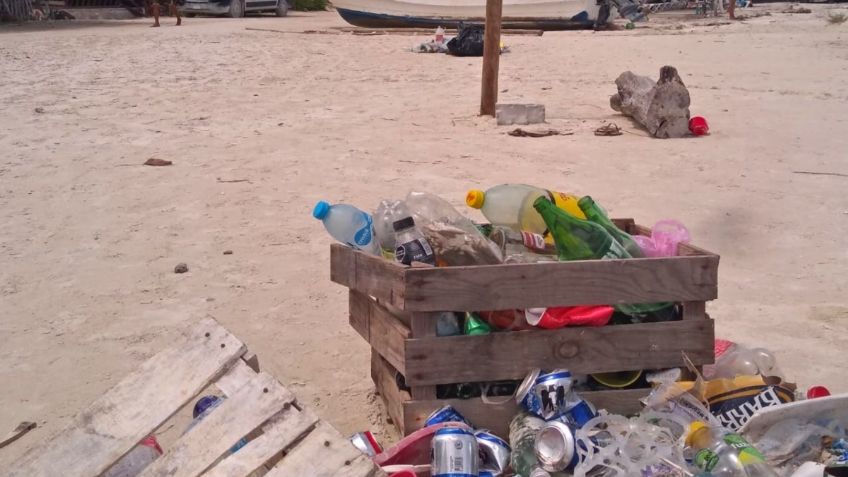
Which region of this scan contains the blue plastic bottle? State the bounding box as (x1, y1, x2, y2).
(312, 201, 381, 255)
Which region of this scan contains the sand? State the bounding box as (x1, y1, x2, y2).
(1, 5, 847, 464)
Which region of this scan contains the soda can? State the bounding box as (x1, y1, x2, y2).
(534, 420, 578, 472)
(349, 431, 382, 457)
(425, 405, 470, 427)
(431, 427, 479, 477)
(515, 369, 574, 420)
(475, 430, 510, 475)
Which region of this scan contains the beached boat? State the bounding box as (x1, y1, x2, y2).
(332, 0, 606, 30)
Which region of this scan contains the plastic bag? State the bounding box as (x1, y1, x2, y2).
(447, 22, 484, 57)
(632, 220, 690, 257)
(525, 306, 614, 329)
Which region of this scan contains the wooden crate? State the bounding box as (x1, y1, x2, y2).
(331, 219, 719, 437)
(8, 317, 387, 477)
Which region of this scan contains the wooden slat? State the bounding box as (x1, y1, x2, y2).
(401, 255, 718, 311)
(331, 244, 406, 308)
(404, 319, 715, 386)
(216, 360, 257, 397)
(682, 301, 707, 321)
(409, 313, 437, 400)
(264, 422, 378, 477)
(0, 422, 36, 449)
(369, 296, 410, 376)
(371, 351, 411, 433)
(202, 407, 320, 477)
(349, 290, 371, 343)
(9, 318, 246, 477)
(138, 372, 295, 477)
(402, 388, 650, 437)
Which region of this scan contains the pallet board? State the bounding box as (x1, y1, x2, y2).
(334, 221, 720, 436)
(11, 318, 386, 477)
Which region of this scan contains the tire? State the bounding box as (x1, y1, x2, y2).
(275, 0, 288, 15)
(228, 0, 243, 17)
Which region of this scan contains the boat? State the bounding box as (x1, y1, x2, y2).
(332, 0, 607, 30)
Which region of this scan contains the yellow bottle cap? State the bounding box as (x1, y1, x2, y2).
(466, 190, 485, 209)
(685, 421, 708, 447)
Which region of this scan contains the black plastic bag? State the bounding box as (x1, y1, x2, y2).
(447, 22, 485, 57)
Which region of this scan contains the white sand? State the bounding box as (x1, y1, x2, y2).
(1, 5, 847, 462)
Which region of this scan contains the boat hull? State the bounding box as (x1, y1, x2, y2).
(336, 6, 595, 29)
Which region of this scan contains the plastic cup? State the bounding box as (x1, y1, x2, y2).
(807, 386, 831, 399)
(689, 116, 709, 136)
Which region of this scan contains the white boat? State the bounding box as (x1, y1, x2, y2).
(332, 0, 607, 30)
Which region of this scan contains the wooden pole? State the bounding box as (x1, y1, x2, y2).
(480, 0, 503, 116)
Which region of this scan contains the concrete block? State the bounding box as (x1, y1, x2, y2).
(496, 104, 546, 126)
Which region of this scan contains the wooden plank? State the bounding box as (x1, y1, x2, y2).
(409, 313, 437, 400)
(372, 351, 411, 434)
(203, 407, 320, 477)
(402, 388, 650, 437)
(349, 290, 371, 343)
(682, 301, 707, 321)
(480, 0, 504, 116)
(0, 422, 36, 449)
(9, 318, 246, 477)
(404, 319, 715, 386)
(368, 296, 410, 375)
(216, 360, 258, 397)
(401, 254, 719, 312)
(138, 372, 295, 477)
(264, 422, 379, 477)
(331, 244, 406, 309)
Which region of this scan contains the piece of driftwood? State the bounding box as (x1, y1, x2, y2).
(610, 65, 691, 138)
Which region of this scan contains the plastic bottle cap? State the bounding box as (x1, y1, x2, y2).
(392, 216, 415, 232)
(466, 190, 485, 209)
(312, 201, 330, 220)
(685, 421, 707, 447)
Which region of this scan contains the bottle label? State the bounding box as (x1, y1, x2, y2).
(723, 433, 767, 465)
(603, 238, 629, 259)
(395, 238, 435, 265)
(354, 214, 374, 247)
(521, 232, 547, 253)
(549, 191, 587, 220)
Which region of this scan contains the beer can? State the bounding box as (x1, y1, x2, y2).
(431, 428, 479, 477)
(534, 420, 578, 472)
(515, 369, 574, 420)
(425, 405, 470, 427)
(474, 430, 510, 475)
(349, 431, 382, 457)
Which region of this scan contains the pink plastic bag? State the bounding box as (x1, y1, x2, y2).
(633, 220, 690, 257)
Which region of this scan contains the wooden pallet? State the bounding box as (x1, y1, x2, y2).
(332, 218, 719, 436)
(7, 318, 387, 477)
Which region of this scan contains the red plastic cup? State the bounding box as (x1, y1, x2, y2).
(689, 116, 709, 136)
(390, 472, 417, 477)
(807, 386, 831, 399)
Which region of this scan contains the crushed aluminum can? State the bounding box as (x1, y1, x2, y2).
(516, 369, 574, 420)
(534, 420, 578, 472)
(554, 397, 598, 429)
(431, 427, 479, 477)
(475, 430, 510, 475)
(425, 405, 470, 427)
(349, 431, 382, 457)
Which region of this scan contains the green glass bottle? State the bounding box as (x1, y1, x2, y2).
(532, 197, 630, 261)
(577, 196, 645, 258)
(535, 197, 673, 318)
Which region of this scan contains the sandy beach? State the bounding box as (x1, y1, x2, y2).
(1, 5, 847, 464)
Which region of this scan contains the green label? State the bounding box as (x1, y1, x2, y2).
(723, 434, 767, 465)
(694, 449, 719, 471)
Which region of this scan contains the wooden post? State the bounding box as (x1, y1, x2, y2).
(480, 0, 503, 116)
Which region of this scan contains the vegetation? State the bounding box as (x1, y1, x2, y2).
(293, 0, 327, 11)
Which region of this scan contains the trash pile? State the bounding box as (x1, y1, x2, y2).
(413, 24, 506, 56)
(314, 184, 845, 477)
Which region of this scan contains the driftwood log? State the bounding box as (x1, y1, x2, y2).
(610, 66, 691, 138)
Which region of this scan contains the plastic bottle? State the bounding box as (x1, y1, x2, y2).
(686, 421, 780, 477)
(533, 197, 629, 261)
(435, 25, 445, 43)
(313, 201, 380, 255)
(104, 437, 162, 477)
(465, 185, 586, 235)
(706, 346, 782, 380)
(509, 413, 567, 477)
(577, 196, 644, 258)
(393, 217, 436, 265)
(374, 200, 408, 259)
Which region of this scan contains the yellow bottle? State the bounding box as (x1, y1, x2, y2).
(466, 184, 585, 243)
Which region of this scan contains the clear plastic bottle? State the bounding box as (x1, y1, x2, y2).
(465, 184, 586, 235)
(312, 201, 380, 255)
(373, 200, 408, 259)
(393, 217, 436, 265)
(686, 422, 780, 477)
(509, 413, 567, 477)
